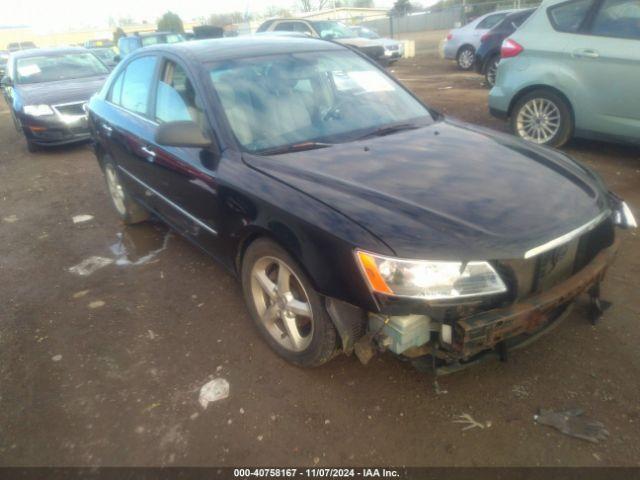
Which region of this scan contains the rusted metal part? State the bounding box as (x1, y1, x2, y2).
(454, 239, 619, 360)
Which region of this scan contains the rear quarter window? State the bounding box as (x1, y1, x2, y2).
(548, 0, 595, 32)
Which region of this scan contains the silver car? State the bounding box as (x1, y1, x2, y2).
(351, 26, 405, 62)
(441, 9, 519, 69)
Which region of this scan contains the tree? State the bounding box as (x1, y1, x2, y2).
(157, 11, 184, 33)
(391, 0, 414, 16)
(298, 0, 331, 12)
(113, 27, 126, 44)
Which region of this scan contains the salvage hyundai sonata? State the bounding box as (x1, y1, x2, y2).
(87, 37, 636, 372)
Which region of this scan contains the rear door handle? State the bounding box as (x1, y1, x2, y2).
(101, 124, 113, 133)
(141, 146, 156, 161)
(573, 49, 600, 59)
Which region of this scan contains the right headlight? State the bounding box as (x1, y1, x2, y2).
(23, 104, 54, 117)
(356, 250, 507, 300)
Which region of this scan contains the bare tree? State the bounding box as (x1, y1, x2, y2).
(298, 0, 332, 12)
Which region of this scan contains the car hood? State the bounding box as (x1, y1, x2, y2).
(16, 75, 107, 106)
(336, 37, 384, 49)
(243, 120, 611, 260)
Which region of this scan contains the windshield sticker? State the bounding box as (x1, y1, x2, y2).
(347, 71, 395, 93)
(18, 64, 41, 77)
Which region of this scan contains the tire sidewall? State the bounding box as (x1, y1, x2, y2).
(485, 55, 500, 87)
(241, 238, 337, 367)
(511, 90, 573, 148)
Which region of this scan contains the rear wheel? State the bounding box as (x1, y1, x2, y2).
(511, 90, 573, 147)
(102, 157, 149, 224)
(457, 45, 475, 70)
(241, 238, 337, 367)
(484, 55, 500, 87)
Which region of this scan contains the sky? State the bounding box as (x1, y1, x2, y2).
(3, 0, 398, 32)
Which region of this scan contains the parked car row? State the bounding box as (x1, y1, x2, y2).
(442, 0, 640, 148)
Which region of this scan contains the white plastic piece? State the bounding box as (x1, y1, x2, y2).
(199, 378, 229, 409)
(68, 256, 114, 276)
(72, 214, 94, 224)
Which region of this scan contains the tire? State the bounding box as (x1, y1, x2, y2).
(26, 140, 39, 153)
(241, 238, 338, 367)
(102, 156, 149, 225)
(457, 45, 475, 70)
(510, 89, 573, 148)
(484, 54, 500, 87)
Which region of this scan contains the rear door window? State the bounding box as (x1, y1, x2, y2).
(548, 0, 595, 32)
(590, 0, 640, 39)
(476, 13, 508, 29)
(119, 55, 158, 115)
(274, 22, 295, 31)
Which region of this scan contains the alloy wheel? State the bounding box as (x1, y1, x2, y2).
(515, 98, 562, 144)
(458, 49, 475, 69)
(486, 58, 499, 86)
(250, 256, 314, 352)
(105, 164, 127, 216)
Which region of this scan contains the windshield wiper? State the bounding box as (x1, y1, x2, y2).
(256, 141, 332, 156)
(356, 123, 421, 140)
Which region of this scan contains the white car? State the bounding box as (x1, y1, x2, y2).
(441, 9, 520, 69)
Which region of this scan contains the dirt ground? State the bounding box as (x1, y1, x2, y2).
(1, 33, 640, 468)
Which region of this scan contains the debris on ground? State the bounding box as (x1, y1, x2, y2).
(72, 290, 90, 299)
(68, 256, 114, 276)
(72, 214, 94, 224)
(534, 408, 609, 443)
(3, 215, 18, 223)
(51, 354, 62, 362)
(433, 380, 448, 395)
(512, 384, 529, 398)
(437, 86, 453, 90)
(453, 413, 491, 431)
(88, 300, 105, 309)
(198, 378, 230, 409)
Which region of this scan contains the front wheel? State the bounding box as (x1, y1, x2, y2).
(457, 46, 475, 70)
(511, 90, 573, 147)
(102, 157, 150, 224)
(241, 238, 338, 367)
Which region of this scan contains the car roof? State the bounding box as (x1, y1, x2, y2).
(140, 36, 343, 63)
(10, 46, 88, 59)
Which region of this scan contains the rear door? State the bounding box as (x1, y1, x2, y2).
(97, 54, 161, 207)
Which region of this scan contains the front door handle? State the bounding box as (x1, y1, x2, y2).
(573, 48, 600, 59)
(140, 146, 156, 161)
(101, 123, 113, 133)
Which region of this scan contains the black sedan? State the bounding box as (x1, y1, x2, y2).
(1, 47, 109, 152)
(474, 9, 534, 86)
(87, 37, 635, 372)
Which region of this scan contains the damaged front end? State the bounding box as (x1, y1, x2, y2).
(328, 205, 632, 374)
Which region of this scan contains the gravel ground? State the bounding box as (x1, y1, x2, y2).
(1, 34, 639, 467)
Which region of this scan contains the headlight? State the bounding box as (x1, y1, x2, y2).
(356, 250, 507, 300)
(23, 104, 54, 116)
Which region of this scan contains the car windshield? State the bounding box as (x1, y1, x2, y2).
(15, 52, 109, 84)
(357, 27, 381, 39)
(92, 47, 117, 63)
(209, 50, 433, 153)
(314, 21, 356, 39)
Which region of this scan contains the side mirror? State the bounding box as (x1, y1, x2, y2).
(0, 76, 12, 88)
(155, 121, 213, 149)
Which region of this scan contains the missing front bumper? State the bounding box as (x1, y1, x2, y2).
(453, 239, 619, 360)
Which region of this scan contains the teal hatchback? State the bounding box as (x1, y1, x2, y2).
(489, 0, 640, 147)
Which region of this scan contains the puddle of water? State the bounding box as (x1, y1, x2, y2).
(68, 225, 170, 276)
(109, 225, 171, 267)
